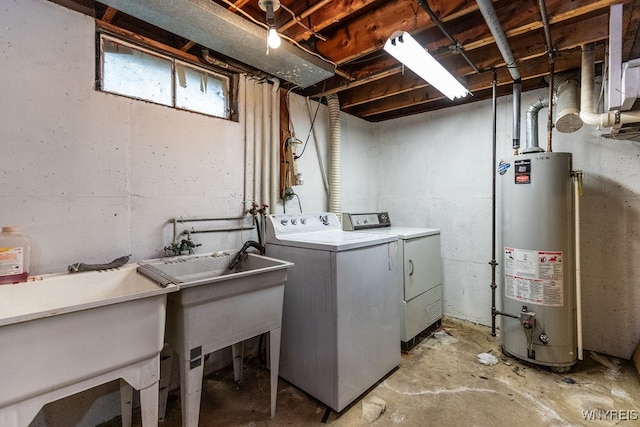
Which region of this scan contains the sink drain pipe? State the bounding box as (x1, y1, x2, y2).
(326, 94, 342, 217)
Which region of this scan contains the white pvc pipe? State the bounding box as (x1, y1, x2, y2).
(580, 44, 640, 127)
(261, 82, 270, 206)
(270, 78, 280, 213)
(326, 94, 342, 216)
(574, 174, 583, 360)
(253, 80, 262, 206)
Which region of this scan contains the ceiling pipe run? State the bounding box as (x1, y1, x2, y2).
(538, 0, 555, 152)
(580, 44, 640, 128)
(98, 0, 334, 88)
(476, 0, 521, 152)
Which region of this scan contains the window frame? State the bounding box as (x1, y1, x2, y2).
(96, 32, 237, 121)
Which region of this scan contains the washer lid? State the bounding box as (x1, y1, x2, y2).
(265, 213, 398, 251)
(267, 230, 397, 251)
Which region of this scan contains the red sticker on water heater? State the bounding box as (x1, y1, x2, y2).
(514, 159, 531, 184)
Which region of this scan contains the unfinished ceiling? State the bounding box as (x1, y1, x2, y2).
(59, 0, 640, 122)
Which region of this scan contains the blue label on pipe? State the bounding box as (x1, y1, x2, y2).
(497, 160, 510, 175)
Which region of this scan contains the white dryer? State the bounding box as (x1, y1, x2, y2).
(265, 212, 401, 412)
(344, 212, 443, 351)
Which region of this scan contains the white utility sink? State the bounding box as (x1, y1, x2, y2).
(0, 263, 176, 427)
(138, 252, 293, 427)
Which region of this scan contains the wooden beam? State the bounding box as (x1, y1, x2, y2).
(349, 46, 605, 118)
(283, 0, 378, 42)
(315, 0, 619, 71)
(102, 6, 118, 23)
(180, 40, 196, 52)
(308, 10, 610, 100)
(279, 0, 333, 34)
(228, 0, 251, 12)
(313, 0, 480, 66)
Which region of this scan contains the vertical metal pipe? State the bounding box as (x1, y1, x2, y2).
(539, 0, 555, 152)
(490, 69, 498, 337)
(547, 62, 555, 152)
(513, 80, 521, 153)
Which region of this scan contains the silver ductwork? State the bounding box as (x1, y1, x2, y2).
(99, 0, 334, 88)
(555, 78, 583, 133)
(523, 98, 549, 153)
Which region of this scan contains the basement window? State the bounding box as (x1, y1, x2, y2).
(98, 34, 231, 120)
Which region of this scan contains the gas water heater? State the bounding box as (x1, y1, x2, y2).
(499, 152, 577, 371)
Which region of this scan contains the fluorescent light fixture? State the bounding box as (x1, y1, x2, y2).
(384, 31, 469, 100)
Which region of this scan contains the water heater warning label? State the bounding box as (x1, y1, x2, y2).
(504, 247, 563, 307)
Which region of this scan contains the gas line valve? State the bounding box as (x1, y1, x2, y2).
(519, 308, 536, 330)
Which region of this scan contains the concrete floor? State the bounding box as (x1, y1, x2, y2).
(120, 318, 640, 426)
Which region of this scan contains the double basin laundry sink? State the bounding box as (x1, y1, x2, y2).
(0, 251, 292, 427)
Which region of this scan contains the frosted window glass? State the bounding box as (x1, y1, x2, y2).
(175, 62, 229, 118)
(101, 38, 172, 106)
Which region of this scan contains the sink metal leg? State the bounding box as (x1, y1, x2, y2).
(232, 341, 244, 383)
(119, 380, 133, 427)
(139, 382, 160, 427)
(269, 328, 281, 418)
(180, 356, 204, 427)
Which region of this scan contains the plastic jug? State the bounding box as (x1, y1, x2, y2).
(0, 226, 31, 284)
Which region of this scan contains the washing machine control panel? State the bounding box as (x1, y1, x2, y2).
(268, 212, 341, 236)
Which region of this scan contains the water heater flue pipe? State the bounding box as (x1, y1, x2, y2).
(581, 44, 640, 127)
(524, 97, 549, 153)
(326, 94, 342, 216)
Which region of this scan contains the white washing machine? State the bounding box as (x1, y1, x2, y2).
(265, 213, 401, 412)
(344, 212, 443, 351)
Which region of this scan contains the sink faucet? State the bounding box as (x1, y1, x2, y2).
(228, 240, 265, 270)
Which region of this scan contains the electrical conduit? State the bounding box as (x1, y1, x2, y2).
(326, 94, 342, 216)
(270, 78, 280, 213)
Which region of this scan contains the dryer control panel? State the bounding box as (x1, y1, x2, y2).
(343, 212, 391, 230)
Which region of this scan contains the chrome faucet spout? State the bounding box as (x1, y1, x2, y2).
(228, 240, 265, 270)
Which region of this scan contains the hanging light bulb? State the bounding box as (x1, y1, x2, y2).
(259, 0, 281, 49)
(267, 27, 281, 49)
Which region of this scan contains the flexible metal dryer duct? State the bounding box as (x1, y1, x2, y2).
(326, 94, 342, 217)
(476, 0, 522, 151)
